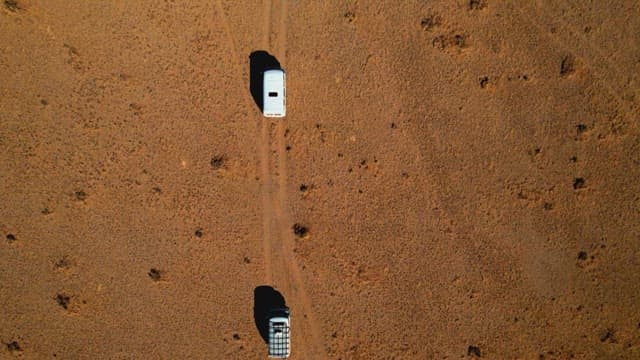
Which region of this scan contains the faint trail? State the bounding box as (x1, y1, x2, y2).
(214, 0, 275, 283)
(214, 0, 241, 73)
(512, 1, 635, 118)
(262, 0, 272, 46)
(214, 0, 254, 108)
(276, 0, 288, 64)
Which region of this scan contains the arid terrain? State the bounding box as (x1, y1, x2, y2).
(1, 0, 639, 358)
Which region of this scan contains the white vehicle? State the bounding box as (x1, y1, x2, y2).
(263, 69, 286, 118)
(268, 307, 290, 358)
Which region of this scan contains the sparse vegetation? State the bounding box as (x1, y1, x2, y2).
(600, 328, 616, 343)
(0, 3, 636, 357)
(576, 124, 588, 135)
(292, 224, 308, 238)
(7, 341, 22, 353)
(432, 33, 467, 51)
(55, 256, 71, 270)
(56, 293, 70, 309)
(211, 155, 225, 170)
(467, 345, 481, 357)
(344, 11, 355, 23)
(75, 190, 87, 201)
(148, 268, 161, 281)
(469, 0, 486, 10)
(560, 55, 575, 76)
(420, 15, 441, 31)
(4, 0, 20, 12)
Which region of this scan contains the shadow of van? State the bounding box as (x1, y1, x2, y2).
(249, 51, 281, 112)
(253, 285, 287, 343)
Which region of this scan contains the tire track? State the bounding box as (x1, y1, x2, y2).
(260, 120, 274, 285)
(262, 0, 272, 46)
(274, 23, 326, 360)
(259, 0, 275, 285)
(264, 1, 326, 358)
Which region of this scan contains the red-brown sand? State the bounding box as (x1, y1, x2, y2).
(1, 1, 639, 358)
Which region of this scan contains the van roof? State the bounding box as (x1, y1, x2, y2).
(263, 69, 286, 117)
(264, 68, 285, 76)
(264, 69, 285, 86)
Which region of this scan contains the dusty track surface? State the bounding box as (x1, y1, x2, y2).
(1, 1, 639, 358)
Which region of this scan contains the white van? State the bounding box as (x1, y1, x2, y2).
(263, 69, 286, 118)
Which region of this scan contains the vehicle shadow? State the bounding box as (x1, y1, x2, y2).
(254, 285, 287, 343)
(249, 51, 281, 112)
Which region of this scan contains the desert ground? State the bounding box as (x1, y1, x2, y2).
(1, 0, 640, 358)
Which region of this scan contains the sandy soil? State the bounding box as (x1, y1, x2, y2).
(1, 0, 639, 358)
